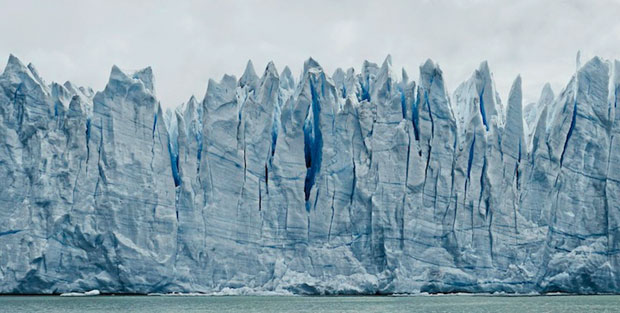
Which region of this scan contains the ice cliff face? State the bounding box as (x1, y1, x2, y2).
(1, 54, 619, 294)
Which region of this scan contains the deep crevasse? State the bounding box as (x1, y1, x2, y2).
(0, 54, 619, 295)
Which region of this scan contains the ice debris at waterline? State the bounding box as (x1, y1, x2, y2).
(0, 54, 619, 295)
(59, 290, 101, 297)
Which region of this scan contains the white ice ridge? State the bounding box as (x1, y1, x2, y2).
(1, 54, 619, 295)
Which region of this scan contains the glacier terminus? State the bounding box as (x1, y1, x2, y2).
(0, 54, 619, 295)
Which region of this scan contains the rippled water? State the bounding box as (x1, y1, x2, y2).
(1, 295, 620, 312)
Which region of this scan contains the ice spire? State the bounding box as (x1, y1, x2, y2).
(239, 60, 259, 89)
(280, 66, 295, 91)
(132, 67, 154, 93)
(502, 75, 525, 160)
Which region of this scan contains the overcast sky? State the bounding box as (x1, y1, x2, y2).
(1, 0, 618, 108)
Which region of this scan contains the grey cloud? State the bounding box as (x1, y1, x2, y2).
(0, 0, 618, 107)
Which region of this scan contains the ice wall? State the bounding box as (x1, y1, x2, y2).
(0, 54, 619, 294)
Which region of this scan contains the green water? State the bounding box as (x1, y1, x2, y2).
(1, 295, 619, 312)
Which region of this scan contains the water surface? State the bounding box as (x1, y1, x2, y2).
(1, 295, 619, 312)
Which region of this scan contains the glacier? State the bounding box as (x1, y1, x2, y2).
(0, 53, 619, 295)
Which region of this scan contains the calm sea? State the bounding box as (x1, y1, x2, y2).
(1, 295, 619, 312)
